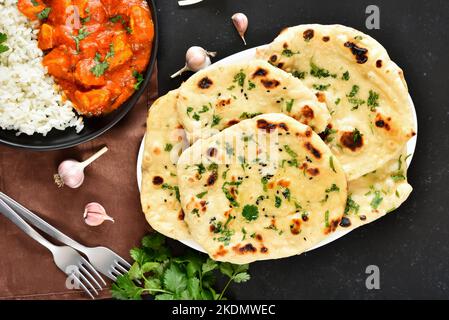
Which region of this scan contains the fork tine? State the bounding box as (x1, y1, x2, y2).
(79, 263, 103, 291)
(114, 261, 129, 274)
(80, 257, 107, 286)
(72, 273, 95, 300)
(76, 270, 99, 296)
(108, 271, 117, 281)
(115, 255, 132, 269)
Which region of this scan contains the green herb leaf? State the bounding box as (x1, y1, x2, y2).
(324, 210, 330, 227)
(329, 156, 336, 173)
(312, 84, 331, 91)
(133, 71, 144, 90)
(90, 53, 109, 77)
(281, 48, 300, 57)
(292, 70, 306, 79)
(310, 62, 336, 78)
(344, 195, 360, 215)
(286, 99, 294, 112)
(367, 90, 380, 111)
(37, 7, 51, 20)
(283, 144, 297, 158)
(370, 190, 383, 209)
(72, 27, 90, 52)
(342, 71, 350, 81)
(242, 204, 259, 221)
(233, 70, 246, 87)
(196, 191, 208, 199)
(274, 196, 282, 208)
(352, 128, 363, 144)
(212, 114, 221, 127)
(347, 85, 360, 98)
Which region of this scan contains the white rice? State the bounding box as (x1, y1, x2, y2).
(0, 0, 83, 136)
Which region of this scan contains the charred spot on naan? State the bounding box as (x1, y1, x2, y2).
(207, 147, 218, 157)
(303, 29, 314, 41)
(216, 98, 231, 107)
(206, 171, 218, 186)
(301, 105, 314, 119)
(256, 119, 289, 132)
(260, 246, 269, 254)
(178, 209, 185, 221)
(253, 67, 269, 77)
(304, 142, 322, 159)
(340, 131, 364, 151)
(213, 245, 228, 258)
(152, 176, 164, 185)
(290, 219, 301, 235)
(324, 218, 341, 234)
(153, 146, 161, 155)
(260, 78, 281, 89)
(375, 114, 392, 131)
(306, 168, 320, 176)
(322, 36, 330, 42)
(232, 243, 257, 255)
(198, 76, 213, 89)
(339, 216, 351, 227)
(315, 92, 326, 103)
(344, 41, 368, 64)
(227, 119, 240, 126)
(376, 59, 383, 68)
(269, 55, 277, 64)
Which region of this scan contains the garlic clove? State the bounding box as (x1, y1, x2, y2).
(232, 13, 248, 45)
(171, 46, 217, 78)
(54, 159, 85, 188)
(54, 147, 108, 189)
(83, 202, 114, 227)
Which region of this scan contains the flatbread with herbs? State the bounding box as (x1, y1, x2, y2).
(176, 60, 330, 142)
(140, 90, 191, 240)
(177, 113, 347, 264)
(257, 24, 416, 180)
(341, 149, 413, 230)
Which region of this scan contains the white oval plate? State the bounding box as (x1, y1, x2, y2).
(137, 45, 418, 254)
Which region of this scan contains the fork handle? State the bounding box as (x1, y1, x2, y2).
(0, 192, 88, 253)
(0, 199, 57, 253)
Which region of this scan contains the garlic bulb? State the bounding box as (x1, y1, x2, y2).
(171, 46, 217, 78)
(54, 146, 108, 188)
(232, 13, 248, 45)
(83, 202, 114, 227)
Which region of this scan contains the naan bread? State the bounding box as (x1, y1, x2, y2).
(257, 24, 416, 180)
(177, 113, 348, 264)
(340, 149, 413, 230)
(140, 90, 191, 240)
(176, 60, 330, 142)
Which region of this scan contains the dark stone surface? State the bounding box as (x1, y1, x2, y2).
(154, 0, 449, 299)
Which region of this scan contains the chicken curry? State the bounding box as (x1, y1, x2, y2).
(18, 0, 154, 116)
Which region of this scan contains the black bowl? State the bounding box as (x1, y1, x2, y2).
(0, 0, 158, 151)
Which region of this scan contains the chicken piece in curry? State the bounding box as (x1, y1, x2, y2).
(18, 0, 154, 116)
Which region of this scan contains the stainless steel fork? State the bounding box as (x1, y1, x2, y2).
(0, 192, 131, 281)
(0, 199, 103, 299)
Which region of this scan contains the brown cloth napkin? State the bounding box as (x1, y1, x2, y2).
(0, 67, 158, 300)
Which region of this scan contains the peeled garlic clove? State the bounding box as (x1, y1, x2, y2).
(54, 160, 85, 188)
(83, 202, 114, 227)
(232, 13, 248, 45)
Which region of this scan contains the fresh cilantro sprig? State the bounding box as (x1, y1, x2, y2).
(111, 233, 251, 300)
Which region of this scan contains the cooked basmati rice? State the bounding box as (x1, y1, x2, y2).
(0, 0, 84, 136)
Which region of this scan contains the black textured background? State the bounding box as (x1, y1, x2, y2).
(154, 0, 449, 299)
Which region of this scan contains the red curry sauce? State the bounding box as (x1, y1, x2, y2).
(18, 0, 154, 116)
